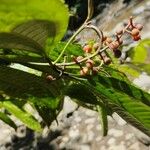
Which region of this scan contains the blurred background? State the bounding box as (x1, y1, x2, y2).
(0, 0, 150, 150)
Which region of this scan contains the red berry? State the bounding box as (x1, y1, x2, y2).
(83, 45, 92, 53)
(131, 28, 140, 36)
(132, 35, 141, 41)
(80, 67, 89, 76)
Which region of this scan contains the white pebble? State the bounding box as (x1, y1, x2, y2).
(133, 72, 150, 90)
(108, 129, 123, 137)
(87, 131, 95, 142)
(125, 133, 134, 140)
(85, 110, 96, 117)
(96, 136, 102, 141)
(63, 97, 78, 114)
(96, 124, 102, 131)
(133, 6, 145, 15)
(107, 138, 116, 145)
(86, 124, 94, 131)
(69, 129, 79, 138)
(74, 117, 82, 123)
(62, 136, 69, 142)
(85, 118, 95, 124)
(108, 144, 126, 150)
(80, 145, 90, 150)
(128, 142, 140, 150)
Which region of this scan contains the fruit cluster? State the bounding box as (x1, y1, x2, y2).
(77, 17, 143, 76)
(128, 17, 143, 41)
(58, 16, 143, 77)
(73, 54, 99, 76)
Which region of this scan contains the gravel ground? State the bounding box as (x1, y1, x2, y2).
(0, 0, 150, 150)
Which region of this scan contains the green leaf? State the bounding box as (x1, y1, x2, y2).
(119, 65, 140, 78)
(0, 66, 61, 99)
(2, 101, 42, 131)
(12, 20, 57, 48)
(108, 102, 150, 137)
(96, 105, 108, 136)
(119, 39, 150, 76)
(131, 44, 147, 63)
(104, 66, 129, 81)
(0, 65, 64, 130)
(0, 54, 46, 64)
(50, 42, 84, 62)
(135, 63, 150, 74)
(88, 75, 150, 136)
(95, 73, 150, 106)
(0, 32, 44, 55)
(0, 55, 59, 77)
(129, 39, 150, 64)
(0, 0, 69, 56)
(33, 97, 63, 126)
(64, 82, 99, 105)
(0, 111, 17, 129)
(29, 97, 61, 110)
